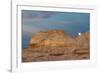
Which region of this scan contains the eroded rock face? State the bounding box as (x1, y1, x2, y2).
(22, 30, 90, 62)
(75, 32, 90, 49)
(29, 30, 76, 48)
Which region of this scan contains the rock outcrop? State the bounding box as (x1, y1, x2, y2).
(76, 32, 90, 48)
(22, 30, 90, 62)
(29, 30, 76, 49)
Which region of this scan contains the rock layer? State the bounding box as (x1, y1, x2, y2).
(22, 30, 90, 62)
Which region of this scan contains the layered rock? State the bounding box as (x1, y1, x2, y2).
(29, 30, 76, 49)
(75, 32, 90, 48)
(22, 30, 90, 62)
(73, 32, 90, 59)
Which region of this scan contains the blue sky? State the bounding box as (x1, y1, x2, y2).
(22, 10, 90, 48)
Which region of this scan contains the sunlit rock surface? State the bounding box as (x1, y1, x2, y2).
(22, 30, 90, 62)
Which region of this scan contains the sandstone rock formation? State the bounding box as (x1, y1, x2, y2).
(29, 30, 76, 48)
(22, 30, 90, 62)
(73, 32, 90, 59)
(76, 32, 90, 48)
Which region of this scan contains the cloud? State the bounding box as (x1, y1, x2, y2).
(22, 24, 48, 35)
(22, 10, 56, 22)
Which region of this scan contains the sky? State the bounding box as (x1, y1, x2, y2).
(22, 10, 90, 48)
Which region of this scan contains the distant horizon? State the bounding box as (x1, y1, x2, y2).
(22, 10, 90, 48)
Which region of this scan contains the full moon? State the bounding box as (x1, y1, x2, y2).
(78, 32, 81, 36)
